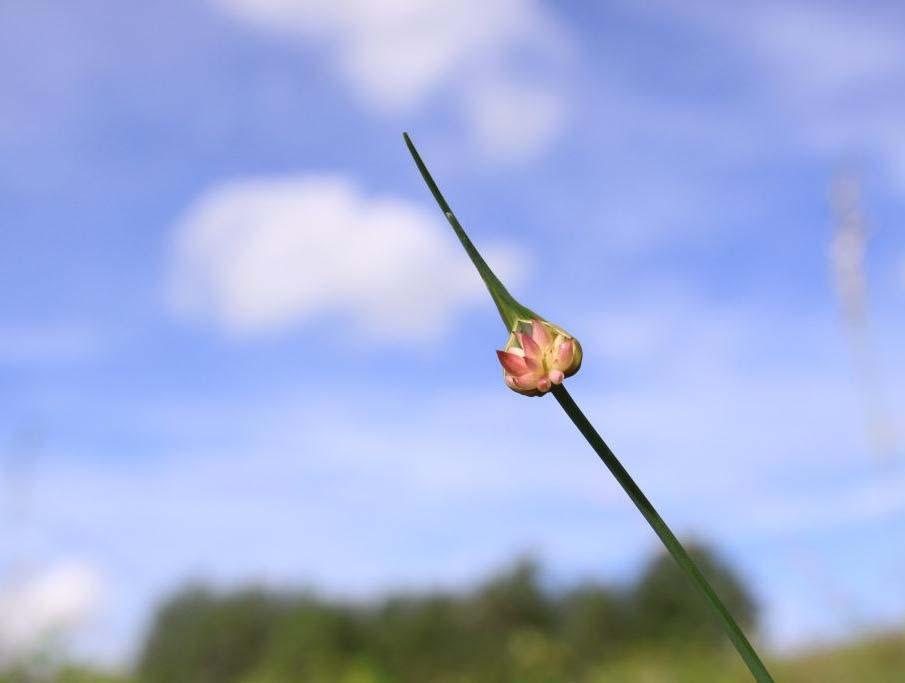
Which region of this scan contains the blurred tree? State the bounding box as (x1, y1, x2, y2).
(467, 557, 559, 682)
(472, 558, 554, 633)
(559, 583, 631, 664)
(252, 597, 368, 682)
(632, 543, 757, 646)
(133, 544, 757, 682)
(365, 594, 470, 682)
(138, 586, 284, 683)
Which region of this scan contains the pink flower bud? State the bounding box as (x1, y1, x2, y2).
(496, 319, 583, 396)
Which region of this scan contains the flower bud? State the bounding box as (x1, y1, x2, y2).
(496, 319, 582, 396)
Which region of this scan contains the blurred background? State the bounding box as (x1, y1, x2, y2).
(2, 1, 905, 681)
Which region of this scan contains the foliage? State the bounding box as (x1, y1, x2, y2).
(5, 545, 903, 682)
(137, 586, 287, 683)
(136, 545, 759, 682)
(631, 541, 757, 644)
(4, 612, 905, 682)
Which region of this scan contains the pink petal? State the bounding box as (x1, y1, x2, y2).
(518, 332, 542, 361)
(515, 372, 541, 390)
(497, 350, 528, 375)
(536, 376, 552, 392)
(548, 369, 564, 385)
(531, 320, 551, 347)
(555, 339, 574, 369)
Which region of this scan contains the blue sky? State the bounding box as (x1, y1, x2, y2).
(2, 0, 905, 667)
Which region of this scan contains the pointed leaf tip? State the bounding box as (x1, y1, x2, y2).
(402, 135, 541, 332)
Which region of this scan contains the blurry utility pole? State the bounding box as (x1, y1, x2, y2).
(829, 174, 898, 460)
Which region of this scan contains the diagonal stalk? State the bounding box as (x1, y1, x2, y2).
(403, 132, 775, 682)
(403, 133, 539, 331)
(551, 384, 774, 682)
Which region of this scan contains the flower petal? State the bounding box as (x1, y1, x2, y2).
(536, 376, 552, 392)
(497, 350, 528, 375)
(518, 332, 543, 361)
(531, 320, 551, 347)
(554, 338, 574, 370)
(508, 373, 528, 389)
(548, 369, 564, 385)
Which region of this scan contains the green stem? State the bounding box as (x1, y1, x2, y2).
(550, 384, 775, 682)
(403, 133, 539, 330)
(401, 131, 773, 680)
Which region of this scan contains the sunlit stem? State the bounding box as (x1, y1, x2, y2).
(403, 133, 539, 331)
(403, 131, 775, 682)
(550, 384, 774, 683)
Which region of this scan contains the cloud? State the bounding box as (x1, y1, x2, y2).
(168, 174, 525, 340)
(646, 0, 905, 190)
(752, 470, 905, 536)
(738, 4, 902, 99)
(577, 281, 905, 483)
(23, 282, 905, 663)
(25, 323, 905, 664)
(0, 562, 103, 664)
(211, 0, 572, 159)
(463, 80, 566, 161)
(741, 4, 905, 187)
(20, 388, 637, 664)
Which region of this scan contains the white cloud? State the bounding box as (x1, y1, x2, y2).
(752, 470, 905, 535)
(21, 285, 905, 663)
(463, 80, 566, 161)
(646, 1, 905, 99)
(25, 326, 905, 664)
(647, 0, 905, 190)
(168, 174, 525, 339)
(744, 5, 905, 188)
(578, 282, 905, 479)
(212, 0, 572, 159)
(739, 5, 903, 98)
(0, 562, 102, 664)
(18, 390, 636, 664)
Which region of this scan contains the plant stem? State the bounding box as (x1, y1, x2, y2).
(401, 131, 773, 680)
(550, 384, 775, 683)
(403, 133, 540, 330)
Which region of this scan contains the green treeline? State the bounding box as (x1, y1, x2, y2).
(137, 544, 756, 683)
